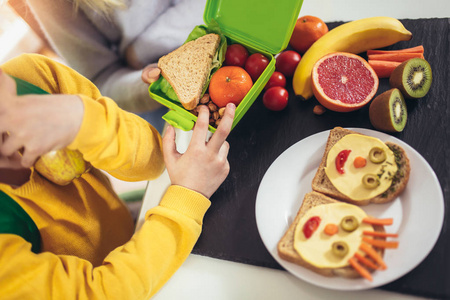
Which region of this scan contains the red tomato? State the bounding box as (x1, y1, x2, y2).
(264, 71, 286, 90)
(224, 44, 249, 68)
(245, 53, 270, 82)
(303, 216, 321, 238)
(275, 50, 301, 77)
(263, 87, 289, 111)
(336, 149, 351, 174)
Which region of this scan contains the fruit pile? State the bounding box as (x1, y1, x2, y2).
(285, 15, 433, 133)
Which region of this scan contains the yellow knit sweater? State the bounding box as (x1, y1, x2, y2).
(0, 54, 210, 299)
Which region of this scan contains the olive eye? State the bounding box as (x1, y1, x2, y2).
(369, 147, 386, 164)
(340, 215, 359, 232)
(332, 241, 349, 257)
(362, 174, 380, 189)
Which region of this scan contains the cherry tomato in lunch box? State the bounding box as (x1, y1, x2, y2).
(245, 53, 270, 82)
(275, 50, 301, 77)
(264, 71, 286, 90)
(263, 86, 289, 111)
(224, 44, 249, 68)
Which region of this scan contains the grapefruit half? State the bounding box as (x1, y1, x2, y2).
(311, 52, 379, 112)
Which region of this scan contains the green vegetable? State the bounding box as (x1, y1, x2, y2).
(156, 19, 228, 104)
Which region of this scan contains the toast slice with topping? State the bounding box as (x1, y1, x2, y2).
(277, 191, 386, 278)
(311, 127, 410, 205)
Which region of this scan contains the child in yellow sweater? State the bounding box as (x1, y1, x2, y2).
(0, 53, 235, 299)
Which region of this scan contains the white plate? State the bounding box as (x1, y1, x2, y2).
(255, 128, 444, 290)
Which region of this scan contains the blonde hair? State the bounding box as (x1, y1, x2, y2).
(72, 0, 127, 15)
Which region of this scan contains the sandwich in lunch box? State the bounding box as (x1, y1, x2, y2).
(158, 33, 221, 110)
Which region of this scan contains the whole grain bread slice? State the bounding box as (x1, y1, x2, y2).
(277, 191, 385, 278)
(158, 33, 221, 110)
(311, 127, 410, 206)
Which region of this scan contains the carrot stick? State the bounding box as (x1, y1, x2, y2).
(362, 217, 394, 226)
(367, 45, 424, 55)
(354, 252, 379, 270)
(348, 257, 373, 281)
(368, 52, 424, 62)
(363, 231, 398, 238)
(362, 237, 399, 249)
(368, 60, 401, 78)
(360, 243, 387, 270)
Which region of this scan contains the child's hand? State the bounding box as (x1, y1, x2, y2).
(0, 70, 84, 168)
(0, 133, 23, 169)
(162, 103, 236, 199)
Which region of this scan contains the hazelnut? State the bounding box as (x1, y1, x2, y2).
(207, 102, 218, 112)
(313, 105, 326, 115)
(200, 94, 210, 104)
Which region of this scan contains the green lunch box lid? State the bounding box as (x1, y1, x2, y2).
(204, 0, 304, 54)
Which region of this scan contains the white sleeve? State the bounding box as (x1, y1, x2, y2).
(25, 0, 160, 113)
(25, 0, 119, 81)
(128, 0, 207, 64)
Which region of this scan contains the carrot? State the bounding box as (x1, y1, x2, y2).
(362, 217, 394, 226)
(348, 257, 373, 281)
(363, 231, 398, 238)
(367, 45, 424, 55)
(360, 243, 387, 270)
(368, 60, 401, 78)
(368, 52, 424, 62)
(354, 252, 379, 270)
(362, 237, 399, 249)
(353, 156, 366, 168)
(323, 223, 339, 236)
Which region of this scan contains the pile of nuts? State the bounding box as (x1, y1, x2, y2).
(190, 94, 226, 127)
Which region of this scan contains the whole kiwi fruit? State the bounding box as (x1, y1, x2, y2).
(389, 58, 432, 99)
(369, 88, 407, 132)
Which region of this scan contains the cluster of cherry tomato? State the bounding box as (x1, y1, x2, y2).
(224, 43, 301, 111)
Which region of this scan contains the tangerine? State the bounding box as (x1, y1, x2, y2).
(311, 52, 379, 112)
(289, 15, 328, 54)
(209, 66, 253, 107)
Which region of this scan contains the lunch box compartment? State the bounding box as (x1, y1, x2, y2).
(149, 0, 304, 132)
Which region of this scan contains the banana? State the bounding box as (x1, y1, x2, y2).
(292, 17, 412, 100)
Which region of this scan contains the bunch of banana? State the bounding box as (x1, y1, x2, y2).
(292, 17, 412, 100)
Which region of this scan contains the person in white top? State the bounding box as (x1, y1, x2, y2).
(25, 0, 207, 130)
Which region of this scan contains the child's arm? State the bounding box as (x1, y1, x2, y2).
(0, 54, 164, 181)
(0, 185, 208, 300)
(0, 69, 83, 168)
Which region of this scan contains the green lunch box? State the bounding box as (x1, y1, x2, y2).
(149, 0, 304, 132)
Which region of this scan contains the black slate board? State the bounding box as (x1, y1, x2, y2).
(191, 18, 450, 299)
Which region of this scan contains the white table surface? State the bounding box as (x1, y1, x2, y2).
(137, 2, 449, 299)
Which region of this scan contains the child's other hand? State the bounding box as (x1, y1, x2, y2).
(162, 103, 236, 199)
(0, 70, 84, 168)
(0, 133, 23, 169)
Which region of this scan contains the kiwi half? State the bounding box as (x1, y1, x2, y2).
(389, 58, 432, 99)
(369, 88, 407, 132)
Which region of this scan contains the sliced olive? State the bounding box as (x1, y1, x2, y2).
(340, 215, 359, 232)
(332, 241, 349, 257)
(362, 174, 380, 189)
(369, 147, 386, 164)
